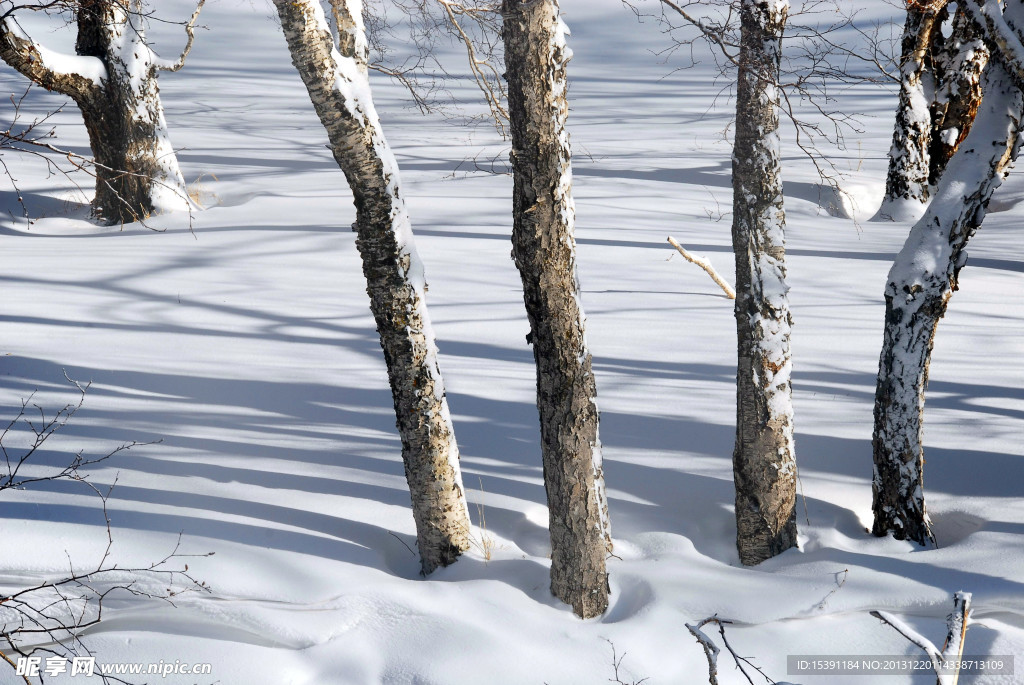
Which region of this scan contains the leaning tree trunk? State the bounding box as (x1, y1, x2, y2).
(731, 0, 798, 567)
(0, 0, 196, 224)
(872, 49, 1022, 545)
(929, 7, 989, 185)
(874, 2, 944, 222)
(502, 0, 611, 619)
(273, 0, 472, 575)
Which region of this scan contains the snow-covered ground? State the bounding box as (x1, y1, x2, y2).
(2, 1, 1023, 683)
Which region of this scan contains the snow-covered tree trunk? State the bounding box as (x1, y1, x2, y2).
(872, 49, 1022, 545)
(731, 0, 798, 567)
(875, 2, 944, 222)
(501, 0, 611, 618)
(273, 0, 472, 575)
(930, 7, 989, 184)
(0, 0, 194, 224)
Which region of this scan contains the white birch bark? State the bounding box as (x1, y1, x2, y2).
(872, 3, 1023, 544)
(502, 0, 611, 618)
(272, 0, 472, 574)
(874, 3, 943, 222)
(731, 0, 798, 566)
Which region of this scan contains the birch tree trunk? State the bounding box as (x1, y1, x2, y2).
(0, 0, 193, 224)
(731, 0, 798, 567)
(501, 0, 611, 619)
(874, 3, 944, 222)
(872, 50, 1022, 545)
(929, 7, 989, 185)
(273, 0, 472, 575)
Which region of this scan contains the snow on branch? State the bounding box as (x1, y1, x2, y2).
(686, 616, 801, 685)
(0, 15, 106, 97)
(871, 592, 972, 685)
(687, 619, 722, 684)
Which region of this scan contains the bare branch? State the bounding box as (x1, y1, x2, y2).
(0, 383, 212, 683)
(438, 0, 508, 134)
(652, 0, 740, 65)
(685, 616, 787, 685)
(154, 0, 206, 72)
(687, 619, 722, 685)
(625, 0, 898, 193)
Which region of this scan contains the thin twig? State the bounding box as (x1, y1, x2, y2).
(155, 0, 206, 72)
(388, 531, 417, 557)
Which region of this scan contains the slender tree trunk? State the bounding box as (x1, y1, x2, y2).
(929, 7, 988, 184)
(731, 0, 798, 567)
(273, 0, 472, 575)
(872, 53, 1021, 545)
(501, 0, 611, 619)
(874, 3, 944, 222)
(0, 0, 191, 225)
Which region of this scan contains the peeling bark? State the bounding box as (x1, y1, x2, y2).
(875, 3, 944, 221)
(273, 0, 472, 575)
(502, 0, 610, 618)
(872, 45, 1022, 545)
(731, 0, 798, 566)
(930, 7, 988, 184)
(0, 1, 192, 224)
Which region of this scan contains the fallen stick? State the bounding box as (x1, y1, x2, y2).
(667, 236, 736, 299)
(941, 592, 971, 685)
(871, 591, 972, 685)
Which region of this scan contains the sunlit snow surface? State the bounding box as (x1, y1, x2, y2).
(2, 1, 1024, 683)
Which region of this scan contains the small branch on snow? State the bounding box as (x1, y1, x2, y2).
(605, 639, 649, 685)
(686, 616, 794, 685)
(816, 568, 848, 610)
(941, 591, 971, 681)
(687, 619, 721, 685)
(388, 530, 417, 557)
(667, 236, 736, 299)
(871, 591, 972, 685)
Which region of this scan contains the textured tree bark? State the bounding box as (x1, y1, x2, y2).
(872, 52, 1021, 545)
(501, 0, 611, 618)
(0, 1, 191, 224)
(930, 7, 988, 184)
(75, 1, 189, 223)
(273, 0, 472, 575)
(875, 3, 944, 221)
(731, 0, 798, 567)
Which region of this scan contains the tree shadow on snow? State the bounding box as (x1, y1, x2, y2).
(2, 275, 1023, 601)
